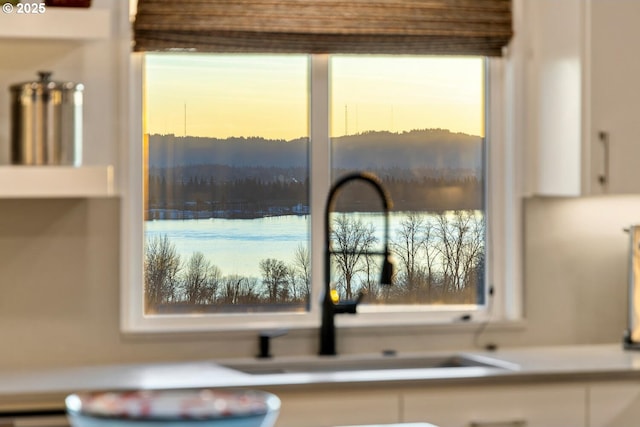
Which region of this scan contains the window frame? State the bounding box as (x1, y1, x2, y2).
(120, 53, 521, 334)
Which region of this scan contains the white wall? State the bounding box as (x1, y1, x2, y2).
(0, 0, 637, 370)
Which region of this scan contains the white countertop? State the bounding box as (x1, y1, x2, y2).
(1, 344, 640, 409)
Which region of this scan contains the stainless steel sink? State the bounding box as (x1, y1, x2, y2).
(222, 354, 517, 375)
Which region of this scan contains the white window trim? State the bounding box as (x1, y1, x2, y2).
(120, 53, 523, 334)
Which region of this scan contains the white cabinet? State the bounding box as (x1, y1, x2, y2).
(524, 0, 640, 196)
(270, 382, 588, 427)
(523, 0, 584, 197)
(269, 379, 640, 427)
(586, 0, 640, 195)
(402, 384, 586, 427)
(589, 381, 640, 427)
(0, 3, 124, 197)
(274, 389, 400, 427)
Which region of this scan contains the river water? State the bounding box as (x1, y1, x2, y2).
(144, 211, 482, 278)
(145, 215, 310, 278)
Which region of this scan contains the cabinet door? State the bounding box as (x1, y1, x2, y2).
(274, 389, 400, 427)
(588, 0, 640, 194)
(402, 384, 586, 427)
(589, 381, 640, 427)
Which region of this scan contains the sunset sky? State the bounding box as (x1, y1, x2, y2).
(144, 54, 485, 140)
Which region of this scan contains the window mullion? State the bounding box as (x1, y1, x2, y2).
(310, 54, 331, 320)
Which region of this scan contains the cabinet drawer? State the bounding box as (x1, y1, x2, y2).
(589, 381, 640, 427)
(0, 412, 69, 427)
(275, 389, 400, 427)
(402, 384, 586, 427)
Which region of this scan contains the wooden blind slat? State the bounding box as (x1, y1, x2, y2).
(134, 0, 513, 56)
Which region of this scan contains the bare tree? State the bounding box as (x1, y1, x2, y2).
(259, 258, 289, 303)
(144, 235, 181, 311)
(182, 252, 207, 304)
(201, 264, 222, 304)
(284, 265, 298, 301)
(383, 211, 486, 304)
(239, 277, 261, 304)
(360, 251, 380, 301)
(219, 274, 246, 305)
(330, 214, 378, 299)
(433, 211, 484, 297)
(391, 213, 428, 301)
(292, 243, 311, 300)
(420, 218, 437, 295)
(182, 252, 221, 304)
(459, 212, 485, 298)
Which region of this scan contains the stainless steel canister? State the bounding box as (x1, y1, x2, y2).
(10, 71, 84, 166)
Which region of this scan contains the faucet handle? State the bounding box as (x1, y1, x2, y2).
(257, 328, 288, 359)
(334, 291, 366, 314)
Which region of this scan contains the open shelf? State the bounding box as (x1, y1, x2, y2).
(0, 165, 115, 198)
(0, 7, 111, 40)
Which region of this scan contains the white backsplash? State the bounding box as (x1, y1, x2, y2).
(0, 195, 639, 369)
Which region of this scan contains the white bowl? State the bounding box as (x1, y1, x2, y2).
(65, 389, 280, 427)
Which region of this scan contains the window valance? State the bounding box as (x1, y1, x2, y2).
(134, 0, 512, 56)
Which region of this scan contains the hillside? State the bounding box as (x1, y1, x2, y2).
(147, 129, 482, 176)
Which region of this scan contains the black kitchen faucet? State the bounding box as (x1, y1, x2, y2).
(319, 171, 394, 356)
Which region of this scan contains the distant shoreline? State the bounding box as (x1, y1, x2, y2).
(144, 207, 484, 221)
(146, 208, 309, 220)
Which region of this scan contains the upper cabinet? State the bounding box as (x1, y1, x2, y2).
(587, 0, 640, 195)
(0, 2, 128, 197)
(524, 0, 640, 196)
(522, 0, 583, 197)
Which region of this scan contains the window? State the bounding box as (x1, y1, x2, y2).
(125, 53, 503, 332)
(142, 54, 311, 315)
(329, 55, 486, 309)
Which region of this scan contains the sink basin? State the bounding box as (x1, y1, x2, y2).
(222, 354, 517, 375)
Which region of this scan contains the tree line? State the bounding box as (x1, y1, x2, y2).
(147, 171, 308, 219)
(144, 210, 485, 313)
(146, 168, 481, 219)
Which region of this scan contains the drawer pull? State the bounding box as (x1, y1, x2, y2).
(598, 130, 610, 187)
(470, 420, 526, 427)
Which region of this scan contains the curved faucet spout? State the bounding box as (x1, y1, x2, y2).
(320, 171, 394, 356)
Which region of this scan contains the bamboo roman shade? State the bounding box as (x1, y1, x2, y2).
(134, 0, 512, 56)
